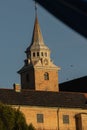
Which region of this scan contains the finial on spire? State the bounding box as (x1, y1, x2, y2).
(35, 0, 37, 16)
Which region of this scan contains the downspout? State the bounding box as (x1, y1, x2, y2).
(57, 108, 60, 130)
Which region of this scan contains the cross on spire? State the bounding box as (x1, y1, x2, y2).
(35, 1, 37, 16)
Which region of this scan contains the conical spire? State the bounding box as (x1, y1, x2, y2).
(31, 15, 44, 46)
(26, 12, 49, 53)
(30, 1, 45, 48)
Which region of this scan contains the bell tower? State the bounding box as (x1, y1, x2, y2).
(18, 6, 60, 92)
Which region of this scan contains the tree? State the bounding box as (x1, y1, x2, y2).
(0, 102, 35, 130)
(28, 123, 36, 130)
(0, 102, 15, 130)
(13, 108, 29, 130)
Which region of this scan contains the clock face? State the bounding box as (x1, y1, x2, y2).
(44, 59, 48, 65)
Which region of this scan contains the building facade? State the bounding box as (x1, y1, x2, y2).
(18, 106, 87, 130)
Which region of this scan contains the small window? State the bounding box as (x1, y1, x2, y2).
(37, 114, 44, 123)
(26, 74, 29, 82)
(63, 115, 69, 124)
(41, 52, 43, 56)
(45, 52, 47, 57)
(33, 52, 35, 57)
(44, 72, 49, 80)
(37, 52, 39, 56)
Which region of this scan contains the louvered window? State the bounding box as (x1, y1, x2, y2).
(37, 52, 39, 56)
(33, 52, 35, 57)
(41, 52, 43, 56)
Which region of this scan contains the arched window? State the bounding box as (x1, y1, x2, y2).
(37, 52, 39, 56)
(44, 72, 49, 80)
(41, 52, 43, 56)
(45, 52, 47, 57)
(33, 52, 35, 57)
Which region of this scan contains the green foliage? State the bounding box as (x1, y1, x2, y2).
(28, 123, 36, 130)
(0, 102, 35, 130)
(0, 102, 15, 130)
(13, 109, 28, 130)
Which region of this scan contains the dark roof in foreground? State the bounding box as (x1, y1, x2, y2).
(35, 0, 87, 38)
(0, 88, 87, 109)
(59, 76, 87, 93)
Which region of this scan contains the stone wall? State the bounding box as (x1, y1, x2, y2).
(14, 106, 87, 130)
(35, 69, 59, 92)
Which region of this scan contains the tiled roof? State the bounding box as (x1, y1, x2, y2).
(0, 88, 87, 108)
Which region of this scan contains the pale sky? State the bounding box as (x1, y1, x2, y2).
(0, 0, 87, 88)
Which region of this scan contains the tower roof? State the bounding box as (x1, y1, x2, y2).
(26, 15, 49, 52)
(31, 15, 44, 46)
